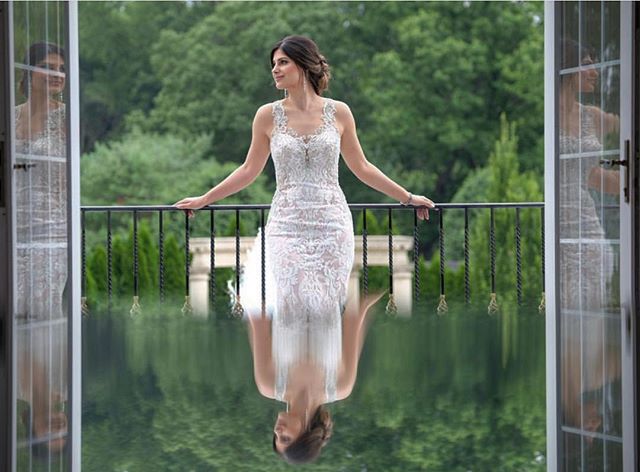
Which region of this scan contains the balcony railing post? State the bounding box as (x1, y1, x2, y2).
(159, 210, 165, 304)
(488, 208, 498, 314)
(413, 209, 420, 304)
(362, 208, 368, 297)
(539, 206, 545, 313)
(385, 208, 397, 315)
(515, 208, 522, 306)
(464, 208, 470, 304)
(437, 210, 448, 314)
(130, 210, 141, 316)
(231, 209, 244, 318)
(260, 209, 266, 317)
(209, 209, 216, 315)
(107, 210, 112, 313)
(181, 211, 193, 315)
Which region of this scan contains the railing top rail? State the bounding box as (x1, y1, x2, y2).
(81, 202, 545, 212)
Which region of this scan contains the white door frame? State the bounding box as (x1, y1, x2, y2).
(619, 2, 638, 470)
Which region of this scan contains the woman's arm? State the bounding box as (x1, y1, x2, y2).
(174, 104, 272, 213)
(335, 101, 434, 220)
(247, 316, 275, 399)
(336, 292, 384, 400)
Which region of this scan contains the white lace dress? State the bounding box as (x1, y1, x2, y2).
(238, 97, 353, 403)
(14, 103, 67, 321)
(559, 103, 615, 312)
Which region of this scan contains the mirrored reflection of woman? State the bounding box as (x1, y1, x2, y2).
(558, 38, 622, 462)
(247, 293, 383, 464)
(558, 38, 619, 311)
(14, 41, 68, 458)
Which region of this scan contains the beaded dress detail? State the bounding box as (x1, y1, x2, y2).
(237, 98, 353, 403)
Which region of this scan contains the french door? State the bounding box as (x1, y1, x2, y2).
(546, 1, 637, 470)
(1, 1, 81, 471)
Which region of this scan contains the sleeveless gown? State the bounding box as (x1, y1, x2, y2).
(237, 97, 354, 403)
(559, 103, 615, 312)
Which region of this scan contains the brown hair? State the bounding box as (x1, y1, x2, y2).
(270, 35, 331, 95)
(272, 406, 333, 464)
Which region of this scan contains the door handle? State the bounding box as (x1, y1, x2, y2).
(12, 163, 36, 171)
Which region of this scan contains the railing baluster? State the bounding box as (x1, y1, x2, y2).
(539, 206, 546, 314)
(464, 208, 470, 304)
(181, 211, 193, 315)
(515, 208, 522, 306)
(159, 210, 165, 304)
(385, 208, 397, 315)
(130, 210, 141, 316)
(107, 210, 112, 314)
(231, 209, 244, 318)
(413, 209, 419, 305)
(210, 209, 216, 315)
(437, 210, 448, 314)
(261, 209, 266, 317)
(362, 208, 368, 297)
(488, 208, 498, 314)
(81, 210, 88, 316)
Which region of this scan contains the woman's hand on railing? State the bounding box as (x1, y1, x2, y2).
(174, 195, 209, 218)
(411, 195, 435, 221)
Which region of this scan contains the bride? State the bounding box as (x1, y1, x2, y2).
(175, 34, 434, 461)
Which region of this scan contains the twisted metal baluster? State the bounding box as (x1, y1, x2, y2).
(81, 210, 88, 317)
(181, 211, 193, 315)
(487, 208, 498, 315)
(413, 209, 420, 306)
(515, 208, 522, 306)
(385, 208, 397, 316)
(362, 209, 368, 297)
(231, 209, 244, 318)
(464, 208, 470, 304)
(159, 210, 165, 304)
(210, 209, 216, 316)
(437, 210, 448, 315)
(538, 206, 546, 314)
(261, 209, 266, 318)
(107, 210, 112, 314)
(130, 210, 142, 316)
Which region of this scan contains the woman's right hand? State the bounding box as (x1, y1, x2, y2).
(173, 195, 208, 218)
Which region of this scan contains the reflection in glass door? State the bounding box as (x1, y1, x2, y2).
(548, 0, 636, 469)
(8, 2, 75, 470)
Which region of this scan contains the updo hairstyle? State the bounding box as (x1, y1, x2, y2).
(270, 35, 331, 95)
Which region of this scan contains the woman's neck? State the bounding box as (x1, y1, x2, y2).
(287, 387, 323, 428)
(24, 91, 58, 115)
(285, 87, 321, 112)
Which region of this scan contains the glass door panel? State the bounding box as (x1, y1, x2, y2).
(11, 2, 70, 470)
(558, 1, 623, 469)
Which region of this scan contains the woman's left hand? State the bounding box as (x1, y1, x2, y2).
(410, 195, 435, 221)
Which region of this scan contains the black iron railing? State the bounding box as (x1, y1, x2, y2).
(81, 202, 545, 317)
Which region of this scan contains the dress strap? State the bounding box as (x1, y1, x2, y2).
(271, 100, 288, 132)
(323, 98, 336, 126)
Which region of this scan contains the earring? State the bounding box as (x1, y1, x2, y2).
(303, 76, 307, 94)
(284, 88, 288, 99)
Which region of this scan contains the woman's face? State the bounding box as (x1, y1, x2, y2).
(273, 411, 303, 453)
(576, 55, 598, 93)
(31, 53, 65, 97)
(271, 49, 302, 92)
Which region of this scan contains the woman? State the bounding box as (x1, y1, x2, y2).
(175, 35, 434, 461)
(14, 41, 69, 459)
(558, 38, 619, 311)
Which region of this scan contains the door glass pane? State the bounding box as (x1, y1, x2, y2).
(558, 1, 622, 470)
(12, 1, 69, 470)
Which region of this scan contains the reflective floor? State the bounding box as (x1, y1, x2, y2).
(82, 302, 546, 471)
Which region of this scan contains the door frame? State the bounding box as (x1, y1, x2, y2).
(620, 2, 638, 470)
(0, 2, 14, 470)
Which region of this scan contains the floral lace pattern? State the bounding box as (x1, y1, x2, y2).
(559, 104, 614, 311)
(14, 104, 68, 321)
(238, 98, 352, 403)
